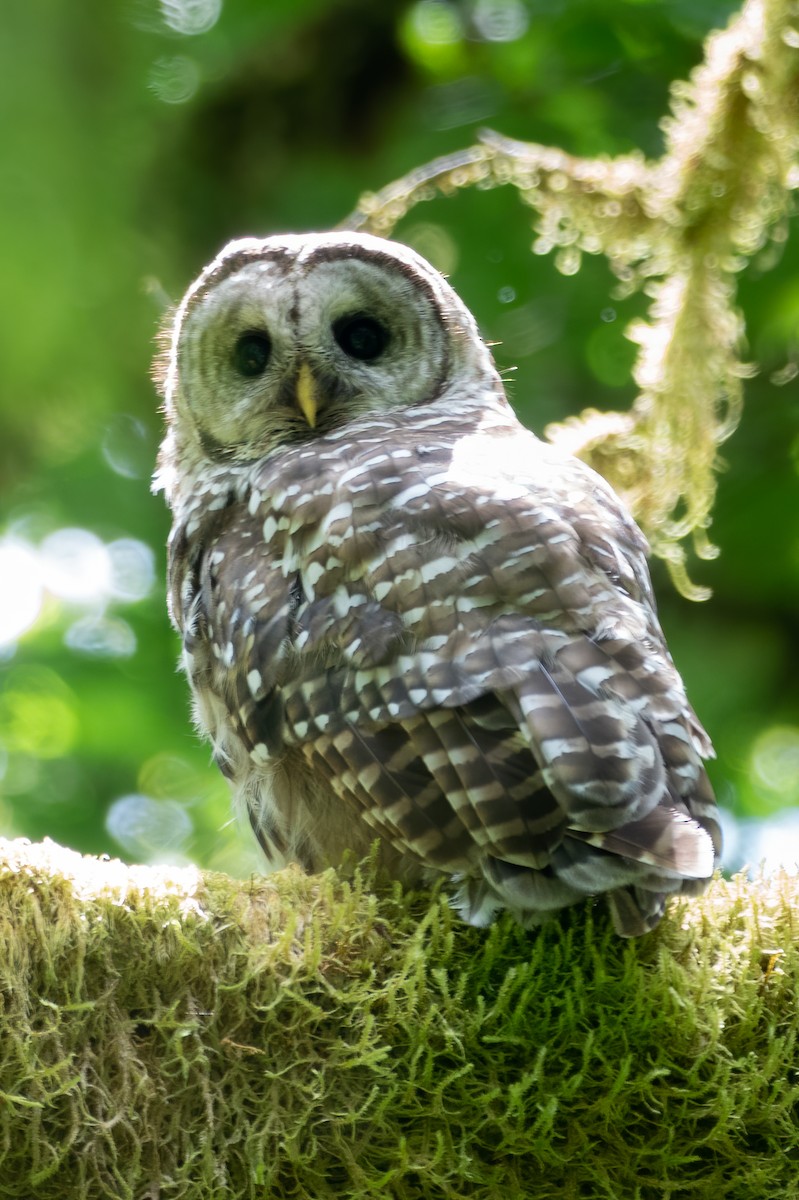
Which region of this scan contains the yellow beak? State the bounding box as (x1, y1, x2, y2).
(295, 362, 318, 428)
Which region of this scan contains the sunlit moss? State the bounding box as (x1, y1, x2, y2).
(347, 0, 799, 596)
(2, 837, 799, 1198)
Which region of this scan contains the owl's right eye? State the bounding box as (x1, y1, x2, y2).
(333, 314, 389, 362)
(232, 331, 271, 377)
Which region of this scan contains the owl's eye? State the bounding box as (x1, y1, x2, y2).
(333, 314, 389, 362)
(232, 331, 271, 377)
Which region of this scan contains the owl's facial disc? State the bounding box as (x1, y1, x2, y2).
(173, 234, 476, 460)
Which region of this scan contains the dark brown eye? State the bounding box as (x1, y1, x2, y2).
(333, 314, 389, 361)
(232, 331, 271, 377)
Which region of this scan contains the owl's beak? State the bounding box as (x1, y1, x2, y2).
(294, 362, 318, 429)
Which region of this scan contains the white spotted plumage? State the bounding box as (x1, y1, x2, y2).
(155, 230, 721, 936)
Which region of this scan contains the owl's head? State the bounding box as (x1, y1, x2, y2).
(155, 231, 499, 479)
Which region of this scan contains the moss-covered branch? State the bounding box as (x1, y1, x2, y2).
(2, 837, 798, 1199)
(346, 0, 799, 596)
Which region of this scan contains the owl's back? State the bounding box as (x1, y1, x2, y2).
(167, 387, 720, 936)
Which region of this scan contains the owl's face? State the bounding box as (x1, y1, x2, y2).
(158, 231, 497, 470)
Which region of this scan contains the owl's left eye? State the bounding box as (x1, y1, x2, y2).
(232, 331, 272, 377)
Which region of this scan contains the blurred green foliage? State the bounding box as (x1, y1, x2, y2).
(1, 0, 798, 875)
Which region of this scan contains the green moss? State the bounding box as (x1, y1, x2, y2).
(1, 838, 798, 1198)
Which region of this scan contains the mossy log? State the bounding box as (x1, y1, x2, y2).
(1, 836, 798, 1198)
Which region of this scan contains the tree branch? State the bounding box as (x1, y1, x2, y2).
(2, 837, 798, 1198)
(345, 0, 799, 596)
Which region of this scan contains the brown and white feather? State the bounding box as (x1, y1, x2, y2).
(157, 231, 721, 937)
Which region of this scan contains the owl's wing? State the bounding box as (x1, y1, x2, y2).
(279, 577, 719, 936)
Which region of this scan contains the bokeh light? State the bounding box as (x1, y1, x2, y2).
(750, 726, 799, 803)
(0, 540, 43, 645)
(139, 752, 212, 805)
(159, 0, 221, 36)
(39, 529, 112, 605)
(0, 528, 154, 653)
(471, 0, 529, 43)
(105, 792, 194, 864)
(409, 0, 463, 46)
(148, 56, 201, 106)
(107, 540, 156, 603)
(726, 810, 799, 874)
(402, 222, 459, 274)
(64, 616, 137, 659)
(102, 414, 155, 480)
(0, 666, 81, 822)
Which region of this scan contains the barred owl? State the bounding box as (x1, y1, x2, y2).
(155, 231, 720, 936)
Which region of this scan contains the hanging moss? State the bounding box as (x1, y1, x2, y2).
(1, 837, 798, 1199)
(347, 0, 799, 597)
